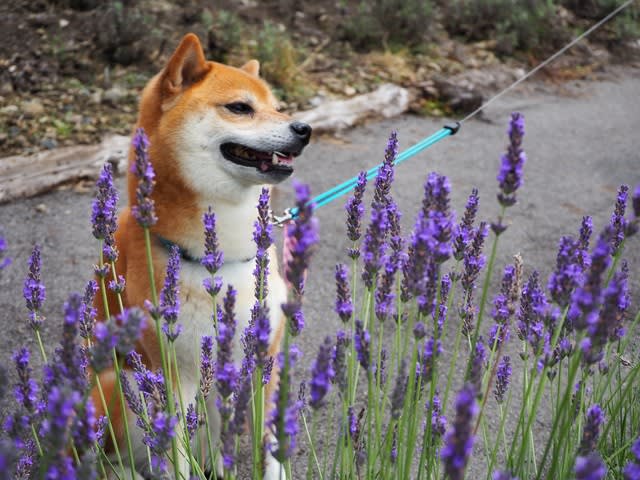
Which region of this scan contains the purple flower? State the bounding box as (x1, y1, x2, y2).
(461, 223, 488, 294)
(413, 321, 427, 339)
(422, 172, 453, 263)
(361, 201, 389, 289)
(200, 335, 214, 398)
(421, 336, 442, 385)
(160, 245, 181, 342)
(440, 384, 478, 480)
(494, 356, 511, 404)
(575, 452, 606, 480)
(130, 128, 157, 228)
(488, 264, 518, 349)
(469, 337, 485, 394)
(217, 285, 238, 398)
(390, 360, 407, 419)
(493, 471, 518, 480)
(146, 411, 178, 472)
(517, 272, 549, 355)
(401, 173, 452, 314)
(332, 330, 350, 393)
(496, 112, 526, 208)
(0, 235, 11, 271)
(345, 171, 367, 256)
(253, 188, 273, 301)
(354, 319, 371, 371)
(23, 244, 46, 330)
(610, 185, 628, 253)
(309, 336, 335, 409)
(568, 229, 611, 332)
(548, 236, 584, 308)
(624, 436, 640, 480)
(581, 265, 629, 365)
(89, 308, 145, 371)
(91, 163, 119, 262)
(270, 346, 303, 463)
(373, 131, 398, 206)
(375, 201, 405, 322)
(186, 403, 199, 439)
(12, 348, 38, 414)
(460, 223, 488, 337)
(391, 426, 398, 463)
(580, 405, 604, 454)
(335, 263, 353, 322)
(426, 394, 447, 441)
(453, 188, 479, 261)
(79, 280, 98, 339)
(202, 206, 224, 275)
(632, 184, 640, 218)
(282, 182, 318, 336)
(39, 385, 81, 454)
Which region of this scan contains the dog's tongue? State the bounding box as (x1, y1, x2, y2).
(260, 161, 270, 172)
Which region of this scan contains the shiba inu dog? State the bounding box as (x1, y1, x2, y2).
(93, 33, 312, 479)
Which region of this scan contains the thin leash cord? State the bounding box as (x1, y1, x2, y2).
(459, 0, 636, 124)
(273, 0, 636, 225)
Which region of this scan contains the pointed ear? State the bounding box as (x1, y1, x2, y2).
(240, 59, 260, 77)
(162, 33, 210, 96)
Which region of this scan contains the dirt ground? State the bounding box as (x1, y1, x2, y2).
(1, 0, 638, 157)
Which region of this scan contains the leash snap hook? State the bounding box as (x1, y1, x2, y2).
(270, 208, 294, 227)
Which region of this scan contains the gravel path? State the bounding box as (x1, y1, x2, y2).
(1, 68, 639, 477)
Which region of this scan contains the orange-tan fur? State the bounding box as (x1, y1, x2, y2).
(92, 33, 311, 480)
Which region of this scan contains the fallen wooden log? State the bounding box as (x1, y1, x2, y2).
(0, 135, 130, 204)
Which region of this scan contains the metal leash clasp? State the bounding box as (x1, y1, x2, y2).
(270, 208, 294, 227)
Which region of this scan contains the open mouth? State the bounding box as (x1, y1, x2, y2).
(220, 143, 299, 175)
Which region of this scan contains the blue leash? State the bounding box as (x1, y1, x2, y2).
(272, 122, 460, 225)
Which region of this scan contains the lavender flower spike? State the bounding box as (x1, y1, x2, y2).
(335, 263, 353, 323)
(253, 187, 273, 301)
(131, 127, 157, 228)
(453, 188, 479, 261)
(202, 206, 223, 273)
(217, 285, 238, 398)
(440, 384, 478, 480)
(575, 452, 607, 480)
(354, 319, 371, 371)
(624, 436, 640, 480)
(345, 171, 367, 250)
(372, 131, 398, 206)
(92, 163, 119, 262)
(579, 404, 604, 454)
(496, 112, 526, 208)
(160, 245, 182, 342)
(0, 234, 10, 271)
(282, 182, 319, 336)
(308, 336, 335, 409)
(493, 356, 511, 404)
(270, 346, 303, 463)
(23, 244, 45, 330)
(610, 185, 628, 253)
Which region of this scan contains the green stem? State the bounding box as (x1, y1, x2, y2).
(112, 350, 137, 480)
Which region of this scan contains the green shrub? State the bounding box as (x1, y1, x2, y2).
(206, 9, 244, 63)
(441, 0, 568, 54)
(94, 1, 150, 65)
(341, 0, 434, 52)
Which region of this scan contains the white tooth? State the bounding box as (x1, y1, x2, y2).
(272, 153, 279, 164)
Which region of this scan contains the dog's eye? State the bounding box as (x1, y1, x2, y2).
(225, 102, 254, 115)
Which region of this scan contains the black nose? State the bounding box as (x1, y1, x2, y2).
(290, 121, 312, 144)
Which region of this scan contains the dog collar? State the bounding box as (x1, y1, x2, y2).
(156, 235, 254, 265)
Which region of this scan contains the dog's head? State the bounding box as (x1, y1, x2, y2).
(138, 33, 311, 202)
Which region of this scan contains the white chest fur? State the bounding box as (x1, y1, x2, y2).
(170, 247, 287, 390)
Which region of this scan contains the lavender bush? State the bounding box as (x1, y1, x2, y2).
(1, 114, 639, 479)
